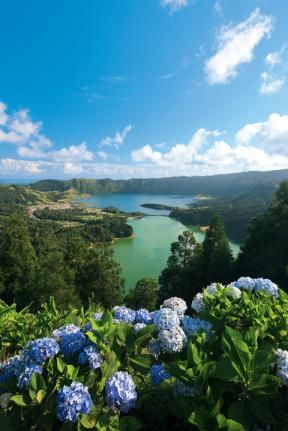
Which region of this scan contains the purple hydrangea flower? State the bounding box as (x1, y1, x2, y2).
(17, 364, 43, 389)
(152, 308, 180, 330)
(158, 327, 187, 353)
(161, 297, 187, 317)
(105, 371, 137, 413)
(133, 323, 147, 333)
(78, 345, 103, 369)
(52, 324, 81, 339)
(135, 308, 152, 324)
(150, 364, 170, 384)
(56, 382, 92, 422)
(60, 332, 86, 357)
(113, 306, 136, 324)
(23, 337, 59, 363)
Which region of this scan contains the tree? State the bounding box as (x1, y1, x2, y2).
(202, 214, 234, 285)
(159, 231, 203, 303)
(237, 181, 288, 291)
(75, 244, 124, 308)
(0, 215, 36, 308)
(125, 278, 159, 310)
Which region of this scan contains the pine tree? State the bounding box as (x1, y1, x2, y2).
(237, 181, 288, 290)
(202, 214, 234, 285)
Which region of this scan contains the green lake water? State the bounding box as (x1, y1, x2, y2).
(79, 194, 241, 290)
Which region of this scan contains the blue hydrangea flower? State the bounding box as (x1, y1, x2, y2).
(56, 381, 92, 422)
(17, 364, 43, 389)
(113, 306, 136, 324)
(133, 323, 147, 333)
(182, 317, 212, 338)
(105, 371, 137, 413)
(148, 339, 161, 358)
(60, 332, 86, 357)
(83, 323, 92, 332)
(191, 293, 204, 313)
(23, 337, 59, 363)
(152, 308, 180, 330)
(254, 278, 279, 297)
(150, 364, 170, 384)
(161, 297, 187, 317)
(52, 324, 82, 339)
(0, 356, 22, 383)
(158, 327, 187, 353)
(275, 349, 288, 385)
(78, 345, 103, 369)
(205, 283, 224, 295)
(135, 308, 152, 324)
(173, 380, 198, 397)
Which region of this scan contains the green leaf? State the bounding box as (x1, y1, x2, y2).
(247, 399, 276, 424)
(222, 327, 252, 379)
(119, 417, 142, 431)
(212, 358, 241, 382)
(10, 394, 27, 407)
(56, 357, 66, 373)
(129, 354, 152, 373)
(36, 389, 46, 404)
(187, 339, 201, 368)
(80, 414, 97, 429)
(228, 400, 251, 429)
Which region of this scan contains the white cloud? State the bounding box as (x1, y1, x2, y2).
(49, 142, 93, 162)
(0, 102, 8, 126)
(161, 0, 188, 14)
(0, 158, 43, 175)
(214, 0, 223, 16)
(99, 125, 133, 149)
(259, 46, 287, 95)
(205, 9, 273, 84)
(63, 162, 84, 175)
(97, 151, 109, 161)
(235, 113, 288, 153)
(158, 73, 175, 79)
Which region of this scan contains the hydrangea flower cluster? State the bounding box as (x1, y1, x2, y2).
(56, 381, 92, 422)
(230, 277, 279, 297)
(275, 348, 288, 385)
(191, 293, 204, 313)
(135, 308, 152, 324)
(150, 364, 170, 384)
(52, 324, 81, 339)
(205, 283, 224, 295)
(0, 355, 22, 383)
(17, 364, 43, 389)
(226, 285, 242, 300)
(133, 323, 146, 333)
(105, 371, 137, 413)
(94, 311, 103, 321)
(113, 306, 136, 324)
(161, 297, 187, 317)
(78, 345, 103, 369)
(152, 308, 180, 330)
(23, 337, 59, 363)
(173, 380, 198, 397)
(182, 316, 212, 338)
(158, 327, 187, 353)
(60, 332, 86, 357)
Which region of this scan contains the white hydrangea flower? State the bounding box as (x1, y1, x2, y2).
(191, 293, 204, 313)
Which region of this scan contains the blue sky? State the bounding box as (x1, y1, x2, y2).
(1, 0, 288, 179)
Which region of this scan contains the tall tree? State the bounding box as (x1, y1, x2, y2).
(0, 215, 36, 308)
(202, 214, 234, 285)
(237, 181, 288, 290)
(75, 244, 124, 308)
(125, 278, 159, 310)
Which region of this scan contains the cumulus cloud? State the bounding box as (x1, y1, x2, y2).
(259, 46, 287, 95)
(99, 125, 133, 149)
(0, 158, 44, 175)
(49, 143, 93, 162)
(161, 0, 188, 14)
(205, 9, 273, 84)
(131, 113, 288, 175)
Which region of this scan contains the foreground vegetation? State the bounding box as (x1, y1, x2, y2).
(0, 280, 287, 430)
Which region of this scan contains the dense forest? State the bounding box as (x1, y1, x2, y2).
(30, 168, 288, 197)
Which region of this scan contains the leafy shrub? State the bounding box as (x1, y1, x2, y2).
(0, 278, 288, 430)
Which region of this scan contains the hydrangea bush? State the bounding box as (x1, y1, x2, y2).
(0, 278, 288, 430)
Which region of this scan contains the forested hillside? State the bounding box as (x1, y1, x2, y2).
(30, 169, 288, 197)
